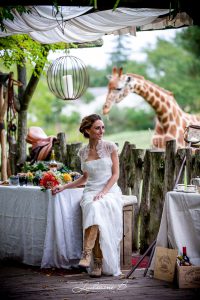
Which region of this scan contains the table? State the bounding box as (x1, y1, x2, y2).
(0, 186, 84, 268)
(150, 191, 200, 270)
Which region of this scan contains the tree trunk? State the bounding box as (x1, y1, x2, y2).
(17, 52, 49, 167)
(17, 62, 27, 167)
(17, 110, 28, 168)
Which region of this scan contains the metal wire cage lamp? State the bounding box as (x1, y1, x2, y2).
(47, 55, 89, 100)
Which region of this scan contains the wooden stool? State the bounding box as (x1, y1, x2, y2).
(120, 195, 137, 268)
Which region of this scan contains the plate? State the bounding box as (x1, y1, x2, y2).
(173, 189, 196, 193)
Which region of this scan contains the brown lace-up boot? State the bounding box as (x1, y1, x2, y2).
(90, 258, 102, 277)
(78, 225, 98, 268)
(78, 249, 92, 268)
(90, 231, 103, 277)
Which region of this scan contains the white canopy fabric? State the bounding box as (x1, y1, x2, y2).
(0, 6, 175, 44)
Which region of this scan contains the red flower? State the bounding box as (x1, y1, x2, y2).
(39, 171, 60, 190)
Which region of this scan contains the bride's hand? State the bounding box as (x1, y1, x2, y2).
(52, 185, 64, 195)
(93, 191, 105, 201)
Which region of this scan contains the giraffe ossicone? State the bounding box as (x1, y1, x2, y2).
(103, 67, 200, 149)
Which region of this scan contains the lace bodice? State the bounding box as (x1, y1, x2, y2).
(78, 140, 118, 163)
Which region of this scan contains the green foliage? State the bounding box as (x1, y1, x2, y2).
(81, 90, 95, 103)
(27, 73, 81, 136)
(0, 34, 67, 76)
(22, 161, 49, 173)
(176, 26, 200, 62)
(143, 36, 200, 112)
(101, 106, 155, 135)
(88, 66, 108, 87)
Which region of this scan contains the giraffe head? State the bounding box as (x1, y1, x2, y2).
(103, 66, 133, 115)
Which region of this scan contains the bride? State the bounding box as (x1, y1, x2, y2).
(52, 114, 123, 277)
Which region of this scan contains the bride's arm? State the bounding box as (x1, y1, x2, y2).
(93, 150, 119, 200)
(52, 171, 88, 195)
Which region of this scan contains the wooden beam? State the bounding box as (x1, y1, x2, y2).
(0, 1, 190, 10)
(0, 1, 199, 26)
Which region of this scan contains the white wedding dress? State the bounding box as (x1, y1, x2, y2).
(78, 140, 123, 276)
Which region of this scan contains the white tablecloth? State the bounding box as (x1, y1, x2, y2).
(0, 186, 84, 268)
(150, 191, 200, 269)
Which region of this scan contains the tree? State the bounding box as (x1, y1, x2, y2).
(0, 34, 68, 166)
(143, 33, 200, 112)
(107, 35, 132, 68)
(176, 25, 200, 65)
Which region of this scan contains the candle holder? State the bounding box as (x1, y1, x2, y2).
(47, 55, 89, 100)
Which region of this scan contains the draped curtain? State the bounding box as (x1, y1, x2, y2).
(0, 6, 176, 43)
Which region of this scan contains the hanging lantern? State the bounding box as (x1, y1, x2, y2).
(47, 55, 89, 100)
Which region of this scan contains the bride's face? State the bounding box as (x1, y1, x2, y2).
(87, 120, 105, 140)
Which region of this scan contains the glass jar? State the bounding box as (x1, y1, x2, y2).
(9, 175, 19, 186)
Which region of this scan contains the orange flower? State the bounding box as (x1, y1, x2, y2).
(40, 171, 60, 190)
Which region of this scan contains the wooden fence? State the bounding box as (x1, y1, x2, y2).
(52, 134, 200, 254)
(8, 132, 200, 254)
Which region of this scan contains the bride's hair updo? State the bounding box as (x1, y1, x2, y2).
(79, 114, 102, 138)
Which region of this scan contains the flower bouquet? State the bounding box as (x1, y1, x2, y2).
(39, 171, 61, 191)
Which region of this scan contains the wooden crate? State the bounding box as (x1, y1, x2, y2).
(154, 246, 178, 282)
(176, 261, 200, 288)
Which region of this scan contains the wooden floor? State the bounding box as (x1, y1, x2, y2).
(0, 261, 199, 300)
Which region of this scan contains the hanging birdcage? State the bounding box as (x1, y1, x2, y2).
(47, 55, 89, 100)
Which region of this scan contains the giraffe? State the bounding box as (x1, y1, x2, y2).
(102, 67, 200, 149)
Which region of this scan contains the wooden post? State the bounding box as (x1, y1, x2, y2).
(185, 147, 193, 184)
(139, 149, 151, 254)
(148, 150, 165, 247)
(139, 149, 165, 254)
(119, 141, 136, 194)
(129, 148, 145, 199)
(66, 143, 82, 172)
(54, 132, 67, 164)
(128, 148, 145, 251)
(193, 148, 200, 178)
(175, 148, 186, 184)
(164, 140, 176, 195)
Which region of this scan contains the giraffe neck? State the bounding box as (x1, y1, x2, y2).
(129, 78, 183, 122)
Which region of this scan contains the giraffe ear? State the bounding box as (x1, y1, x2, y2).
(118, 67, 123, 77)
(112, 66, 118, 75)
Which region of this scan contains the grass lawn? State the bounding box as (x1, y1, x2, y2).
(104, 130, 152, 152)
(67, 130, 152, 153)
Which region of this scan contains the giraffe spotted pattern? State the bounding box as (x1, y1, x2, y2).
(103, 67, 200, 149)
